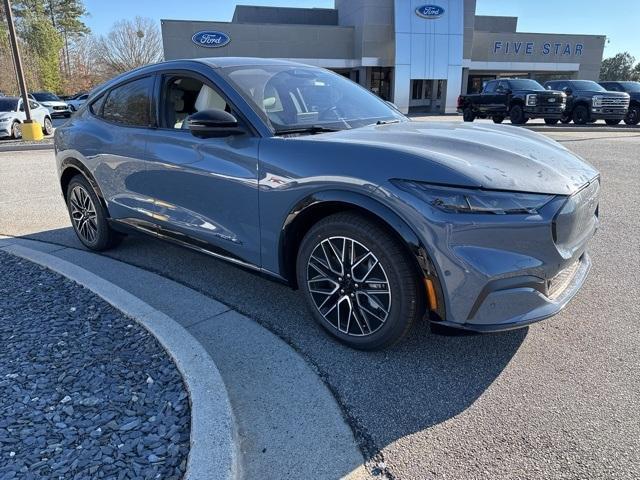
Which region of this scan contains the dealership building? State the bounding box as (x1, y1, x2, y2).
(161, 0, 606, 114)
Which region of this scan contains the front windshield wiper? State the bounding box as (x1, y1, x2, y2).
(273, 125, 343, 136)
(375, 119, 401, 125)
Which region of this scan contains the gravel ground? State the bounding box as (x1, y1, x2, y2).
(1, 132, 639, 479)
(0, 251, 190, 480)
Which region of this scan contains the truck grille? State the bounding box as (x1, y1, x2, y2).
(553, 180, 600, 258)
(600, 97, 630, 108)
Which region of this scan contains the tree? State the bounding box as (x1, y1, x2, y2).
(96, 17, 163, 77)
(632, 63, 640, 82)
(600, 52, 636, 81)
(19, 8, 64, 91)
(45, 0, 90, 74)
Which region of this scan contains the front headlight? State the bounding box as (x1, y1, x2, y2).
(526, 94, 538, 106)
(592, 96, 603, 107)
(392, 181, 555, 215)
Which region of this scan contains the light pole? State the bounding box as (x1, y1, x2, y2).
(3, 0, 42, 140)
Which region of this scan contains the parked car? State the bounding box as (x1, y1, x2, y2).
(457, 78, 566, 125)
(55, 58, 600, 350)
(28, 92, 71, 118)
(598, 81, 640, 125)
(67, 93, 89, 112)
(0, 96, 53, 138)
(543, 80, 629, 125)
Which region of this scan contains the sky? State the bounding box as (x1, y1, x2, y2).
(83, 0, 640, 60)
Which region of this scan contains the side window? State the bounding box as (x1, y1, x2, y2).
(497, 81, 508, 92)
(102, 76, 154, 127)
(161, 75, 229, 129)
(89, 95, 105, 115)
(484, 81, 496, 93)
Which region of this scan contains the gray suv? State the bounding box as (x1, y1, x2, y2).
(55, 58, 600, 350)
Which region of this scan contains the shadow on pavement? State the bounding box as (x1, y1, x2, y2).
(16, 226, 526, 471)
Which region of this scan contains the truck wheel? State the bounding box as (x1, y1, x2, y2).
(605, 119, 621, 126)
(509, 105, 526, 125)
(544, 118, 559, 125)
(462, 107, 475, 122)
(572, 105, 589, 125)
(492, 115, 504, 124)
(624, 105, 639, 125)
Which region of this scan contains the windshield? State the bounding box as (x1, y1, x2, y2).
(619, 82, 640, 92)
(0, 98, 18, 111)
(32, 92, 60, 102)
(219, 65, 405, 133)
(508, 79, 545, 91)
(570, 81, 605, 92)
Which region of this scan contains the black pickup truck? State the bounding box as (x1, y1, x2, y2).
(544, 80, 630, 125)
(598, 81, 640, 125)
(457, 78, 566, 125)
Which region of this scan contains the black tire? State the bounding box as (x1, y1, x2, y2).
(572, 105, 590, 125)
(605, 119, 621, 126)
(509, 104, 526, 125)
(297, 213, 424, 350)
(462, 107, 475, 122)
(11, 121, 21, 139)
(544, 118, 559, 125)
(42, 117, 53, 136)
(66, 175, 121, 251)
(492, 116, 504, 124)
(624, 105, 640, 125)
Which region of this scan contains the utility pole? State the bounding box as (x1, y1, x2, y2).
(3, 0, 41, 139)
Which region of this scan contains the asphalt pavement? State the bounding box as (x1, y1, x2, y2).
(1, 129, 638, 479)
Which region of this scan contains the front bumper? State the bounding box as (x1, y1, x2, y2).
(590, 108, 627, 120)
(387, 179, 600, 333)
(524, 105, 565, 118)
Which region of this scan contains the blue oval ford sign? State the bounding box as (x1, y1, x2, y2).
(192, 31, 230, 48)
(415, 5, 445, 19)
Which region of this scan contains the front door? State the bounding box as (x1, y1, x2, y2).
(142, 71, 261, 267)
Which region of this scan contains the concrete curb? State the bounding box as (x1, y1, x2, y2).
(1, 242, 239, 480)
(0, 142, 54, 152)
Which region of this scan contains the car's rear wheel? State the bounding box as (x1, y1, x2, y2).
(605, 118, 621, 126)
(624, 105, 640, 125)
(572, 105, 590, 125)
(42, 117, 53, 136)
(66, 175, 121, 251)
(297, 213, 424, 350)
(544, 118, 559, 125)
(11, 121, 21, 139)
(492, 115, 504, 124)
(462, 107, 475, 122)
(509, 104, 526, 125)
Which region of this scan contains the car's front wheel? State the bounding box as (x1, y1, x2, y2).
(492, 115, 505, 124)
(509, 104, 527, 125)
(297, 213, 424, 350)
(572, 105, 590, 125)
(42, 117, 53, 136)
(624, 105, 640, 125)
(66, 175, 121, 251)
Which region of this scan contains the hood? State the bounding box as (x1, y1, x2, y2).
(40, 101, 67, 107)
(308, 121, 598, 196)
(582, 90, 629, 98)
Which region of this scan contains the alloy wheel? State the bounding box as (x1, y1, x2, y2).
(306, 236, 391, 337)
(12, 122, 21, 138)
(69, 185, 98, 244)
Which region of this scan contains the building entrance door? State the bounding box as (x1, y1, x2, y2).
(409, 79, 446, 113)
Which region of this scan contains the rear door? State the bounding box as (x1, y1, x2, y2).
(141, 70, 261, 267)
(494, 81, 510, 113)
(79, 75, 160, 229)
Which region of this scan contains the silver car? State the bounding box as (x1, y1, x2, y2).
(54, 58, 600, 350)
(0, 97, 53, 138)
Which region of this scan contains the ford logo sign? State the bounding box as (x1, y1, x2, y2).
(415, 5, 445, 19)
(192, 31, 230, 48)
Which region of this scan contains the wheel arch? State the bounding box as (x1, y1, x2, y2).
(59, 158, 109, 214)
(279, 190, 445, 320)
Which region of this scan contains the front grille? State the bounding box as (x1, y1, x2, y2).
(600, 97, 630, 107)
(553, 180, 600, 258)
(547, 259, 581, 299)
(53, 106, 66, 110)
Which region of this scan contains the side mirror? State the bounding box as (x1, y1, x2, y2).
(187, 109, 244, 138)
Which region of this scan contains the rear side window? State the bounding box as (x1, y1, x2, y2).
(484, 81, 496, 93)
(102, 77, 154, 127)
